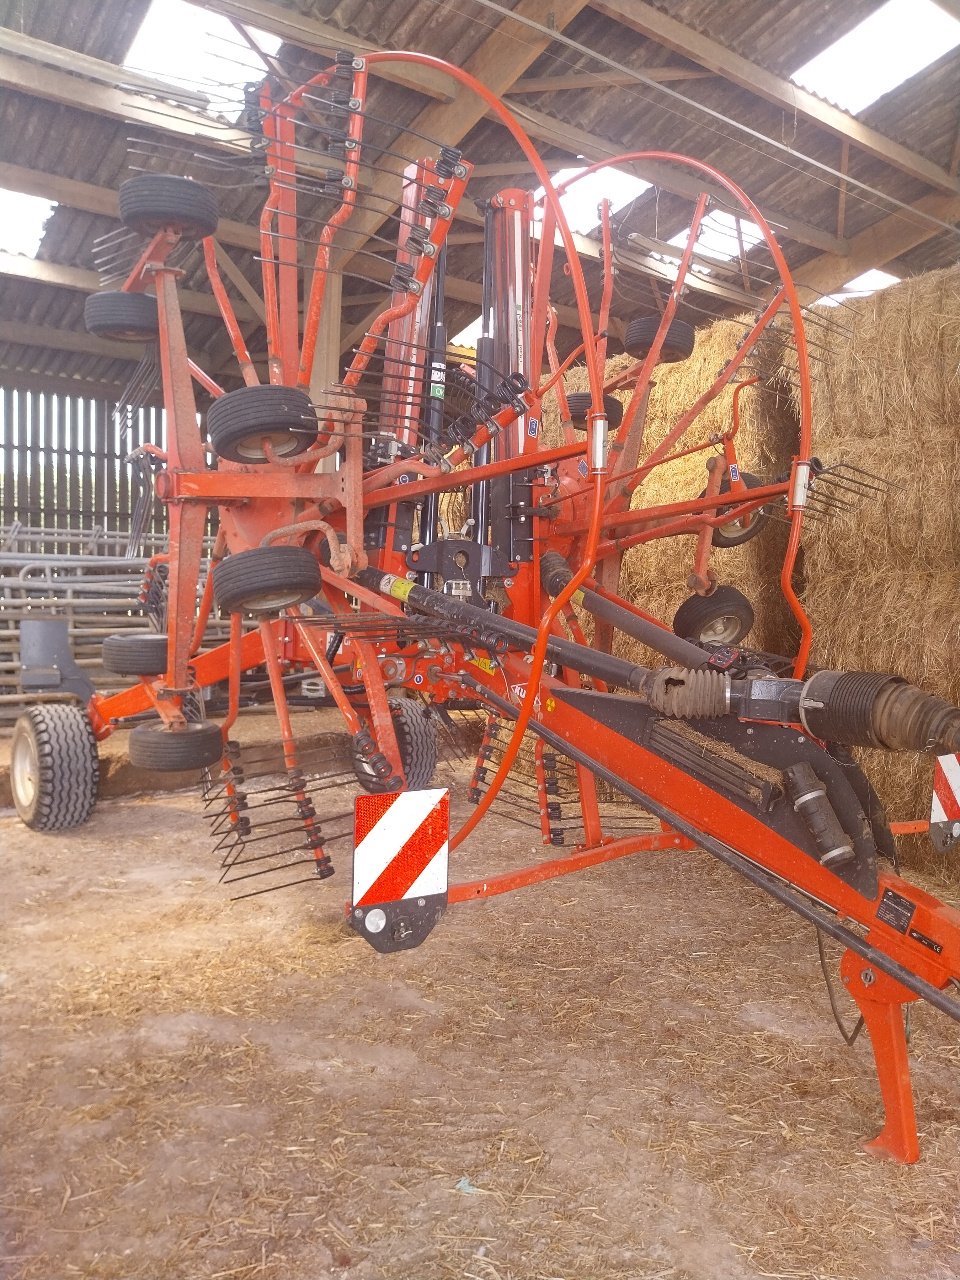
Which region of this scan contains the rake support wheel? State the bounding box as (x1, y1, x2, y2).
(704, 472, 770, 548)
(207, 385, 318, 463)
(118, 174, 218, 240)
(564, 392, 625, 431)
(213, 546, 323, 615)
(11, 704, 100, 830)
(102, 632, 169, 677)
(84, 291, 159, 341)
(624, 316, 696, 364)
(353, 699, 438, 794)
(128, 721, 223, 771)
(673, 585, 755, 646)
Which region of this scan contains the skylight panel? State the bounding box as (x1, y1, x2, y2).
(817, 268, 901, 307)
(451, 316, 484, 348)
(124, 0, 281, 118)
(791, 0, 960, 114)
(536, 165, 652, 235)
(0, 189, 57, 258)
(666, 209, 764, 262)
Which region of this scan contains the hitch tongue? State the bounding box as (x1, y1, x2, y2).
(784, 761, 856, 869)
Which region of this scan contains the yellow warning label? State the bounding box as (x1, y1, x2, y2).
(468, 656, 496, 674)
(390, 577, 415, 601)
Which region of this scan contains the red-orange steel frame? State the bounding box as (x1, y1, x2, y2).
(75, 50, 960, 1167)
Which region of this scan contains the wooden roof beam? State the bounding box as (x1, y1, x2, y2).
(0, 252, 259, 323)
(590, 0, 960, 194)
(506, 101, 849, 256)
(0, 319, 145, 363)
(0, 43, 249, 149)
(792, 193, 960, 298)
(187, 0, 455, 101)
(508, 66, 713, 93)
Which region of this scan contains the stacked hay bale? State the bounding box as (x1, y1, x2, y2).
(788, 265, 960, 838)
(541, 317, 800, 664)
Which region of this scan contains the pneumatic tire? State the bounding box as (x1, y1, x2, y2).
(564, 392, 625, 431)
(672, 585, 755, 646)
(624, 316, 696, 364)
(118, 174, 218, 239)
(213, 546, 322, 615)
(11, 704, 100, 830)
(352, 699, 438, 794)
(700, 472, 769, 548)
(128, 721, 223, 771)
(84, 291, 159, 341)
(207, 385, 317, 463)
(102, 632, 168, 676)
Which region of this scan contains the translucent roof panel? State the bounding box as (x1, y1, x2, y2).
(0, 189, 58, 258)
(125, 0, 282, 118)
(817, 268, 901, 307)
(451, 316, 483, 348)
(666, 209, 765, 261)
(537, 165, 652, 236)
(791, 0, 960, 114)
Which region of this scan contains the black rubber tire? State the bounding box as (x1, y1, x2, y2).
(701, 471, 769, 548)
(213, 546, 322, 615)
(10, 704, 99, 830)
(128, 720, 223, 771)
(102, 632, 168, 676)
(207, 385, 317, 463)
(672, 585, 755, 646)
(118, 174, 218, 240)
(564, 392, 625, 431)
(84, 291, 159, 341)
(623, 316, 696, 364)
(353, 699, 438, 793)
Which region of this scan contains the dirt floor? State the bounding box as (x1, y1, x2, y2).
(2, 754, 959, 1280)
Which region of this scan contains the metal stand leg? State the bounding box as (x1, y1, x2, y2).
(840, 951, 920, 1164)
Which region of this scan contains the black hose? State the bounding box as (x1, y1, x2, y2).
(355, 567, 656, 692)
(540, 550, 710, 669)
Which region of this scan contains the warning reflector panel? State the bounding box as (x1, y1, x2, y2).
(350, 789, 449, 952)
(930, 754, 960, 853)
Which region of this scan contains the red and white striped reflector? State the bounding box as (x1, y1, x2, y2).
(931, 753, 960, 828)
(352, 788, 449, 908)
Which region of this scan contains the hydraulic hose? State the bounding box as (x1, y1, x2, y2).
(354, 568, 655, 693)
(540, 551, 710, 670)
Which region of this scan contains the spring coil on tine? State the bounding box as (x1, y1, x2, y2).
(648, 666, 730, 719)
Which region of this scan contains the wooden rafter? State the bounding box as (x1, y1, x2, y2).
(0, 319, 145, 363)
(506, 100, 849, 255)
(0, 252, 259, 322)
(590, 0, 960, 194)
(507, 67, 713, 92)
(792, 193, 960, 298)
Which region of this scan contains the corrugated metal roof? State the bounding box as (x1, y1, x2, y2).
(0, 0, 957, 398)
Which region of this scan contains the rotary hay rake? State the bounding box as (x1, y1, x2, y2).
(10, 49, 960, 1164)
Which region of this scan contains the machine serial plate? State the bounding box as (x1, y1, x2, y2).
(876, 888, 916, 934)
